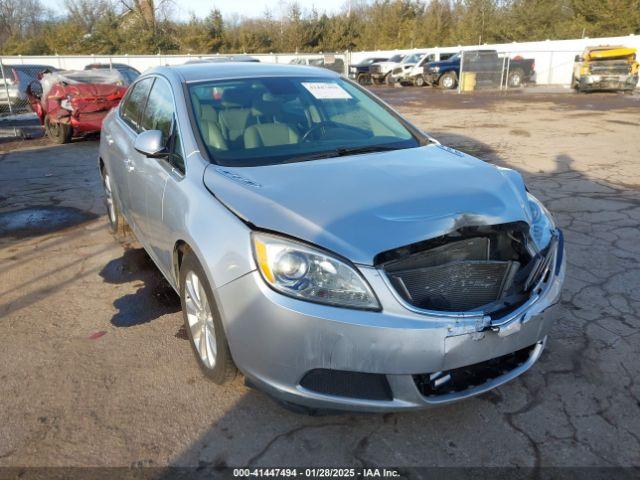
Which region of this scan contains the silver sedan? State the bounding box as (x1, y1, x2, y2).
(99, 62, 565, 412)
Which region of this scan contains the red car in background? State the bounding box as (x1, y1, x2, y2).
(27, 70, 128, 144)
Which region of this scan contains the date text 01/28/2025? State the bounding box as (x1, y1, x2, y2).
(233, 468, 401, 477)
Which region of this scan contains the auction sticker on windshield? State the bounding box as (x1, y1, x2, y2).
(302, 82, 352, 100)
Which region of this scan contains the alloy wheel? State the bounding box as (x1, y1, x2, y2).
(184, 270, 217, 369)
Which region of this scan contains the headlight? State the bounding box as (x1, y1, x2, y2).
(349, 67, 356, 73)
(527, 193, 555, 251)
(252, 232, 380, 310)
(60, 97, 73, 111)
(431, 66, 440, 72)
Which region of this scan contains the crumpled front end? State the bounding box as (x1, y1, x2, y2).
(205, 144, 565, 411)
(217, 226, 564, 411)
(577, 54, 639, 92)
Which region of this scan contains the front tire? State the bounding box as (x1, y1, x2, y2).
(356, 74, 369, 86)
(414, 76, 426, 87)
(44, 115, 72, 144)
(439, 72, 457, 90)
(180, 252, 237, 384)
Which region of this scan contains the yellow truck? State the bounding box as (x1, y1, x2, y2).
(572, 46, 639, 92)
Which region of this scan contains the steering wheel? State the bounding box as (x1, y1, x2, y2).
(301, 121, 367, 142)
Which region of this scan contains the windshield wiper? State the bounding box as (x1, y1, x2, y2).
(282, 151, 342, 163)
(335, 144, 401, 157)
(282, 145, 402, 164)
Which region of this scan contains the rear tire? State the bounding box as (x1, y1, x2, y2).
(507, 69, 524, 88)
(356, 74, 369, 86)
(439, 72, 457, 90)
(44, 115, 72, 144)
(101, 166, 128, 238)
(384, 73, 394, 86)
(180, 251, 237, 385)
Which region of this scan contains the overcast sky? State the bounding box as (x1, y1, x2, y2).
(169, 0, 348, 20)
(49, 0, 349, 21)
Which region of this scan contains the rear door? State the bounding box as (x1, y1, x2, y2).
(109, 77, 153, 232)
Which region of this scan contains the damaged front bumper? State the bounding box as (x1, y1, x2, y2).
(578, 74, 638, 91)
(216, 231, 565, 412)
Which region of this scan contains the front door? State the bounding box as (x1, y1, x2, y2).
(132, 76, 184, 277)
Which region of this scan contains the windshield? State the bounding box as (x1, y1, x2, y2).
(388, 55, 404, 62)
(402, 54, 424, 64)
(189, 76, 422, 167)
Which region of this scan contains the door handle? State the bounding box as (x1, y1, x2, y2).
(104, 134, 114, 146)
(124, 158, 134, 173)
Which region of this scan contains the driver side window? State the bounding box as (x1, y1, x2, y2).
(140, 78, 184, 174)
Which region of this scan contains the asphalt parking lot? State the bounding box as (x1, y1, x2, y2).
(1, 88, 639, 471)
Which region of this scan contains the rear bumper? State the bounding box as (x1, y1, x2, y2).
(54, 111, 110, 134)
(214, 236, 565, 412)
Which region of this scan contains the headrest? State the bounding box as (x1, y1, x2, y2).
(201, 104, 218, 122)
(251, 93, 282, 118)
(221, 88, 251, 108)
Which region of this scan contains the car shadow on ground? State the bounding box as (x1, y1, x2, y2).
(99, 246, 181, 327)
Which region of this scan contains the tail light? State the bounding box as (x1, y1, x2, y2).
(532, 61, 536, 72)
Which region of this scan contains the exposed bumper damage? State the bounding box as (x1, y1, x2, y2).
(577, 74, 638, 91)
(26, 70, 127, 141)
(215, 226, 565, 412)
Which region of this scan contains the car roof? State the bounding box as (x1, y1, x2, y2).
(5, 64, 56, 69)
(85, 63, 137, 69)
(149, 62, 339, 83)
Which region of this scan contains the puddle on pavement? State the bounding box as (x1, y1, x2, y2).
(99, 247, 181, 327)
(0, 206, 97, 238)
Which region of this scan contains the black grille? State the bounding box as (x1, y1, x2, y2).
(389, 260, 513, 311)
(385, 236, 520, 312)
(413, 344, 536, 397)
(300, 369, 393, 401)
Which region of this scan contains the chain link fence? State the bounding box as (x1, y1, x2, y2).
(0, 52, 349, 140)
(0, 53, 349, 114)
(0, 61, 54, 115)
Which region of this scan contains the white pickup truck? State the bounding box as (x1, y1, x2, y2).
(369, 54, 406, 85)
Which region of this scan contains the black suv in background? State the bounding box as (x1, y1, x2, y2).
(348, 57, 389, 85)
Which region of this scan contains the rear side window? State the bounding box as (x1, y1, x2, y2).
(120, 78, 153, 132)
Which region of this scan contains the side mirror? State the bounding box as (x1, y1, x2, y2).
(574, 55, 582, 62)
(134, 130, 167, 158)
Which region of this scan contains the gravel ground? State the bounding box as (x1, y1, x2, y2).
(0, 88, 639, 471)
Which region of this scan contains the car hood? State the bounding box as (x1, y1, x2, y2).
(203, 144, 532, 265)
